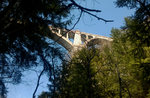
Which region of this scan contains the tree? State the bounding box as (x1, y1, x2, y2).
(115, 1, 150, 96)
(110, 28, 143, 98)
(60, 47, 104, 98)
(104, 25, 150, 98)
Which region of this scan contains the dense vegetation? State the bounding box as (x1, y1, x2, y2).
(0, 0, 150, 98)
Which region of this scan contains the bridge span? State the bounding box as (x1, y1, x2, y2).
(49, 26, 112, 53)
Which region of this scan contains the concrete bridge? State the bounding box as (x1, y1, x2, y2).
(49, 26, 112, 53)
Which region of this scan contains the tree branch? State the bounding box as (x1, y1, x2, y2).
(70, 0, 113, 22)
(83, 10, 113, 22)
(70, 0, 101, 12)
(32, 67, 45, 98)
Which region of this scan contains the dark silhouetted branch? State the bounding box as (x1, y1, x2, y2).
(83, 10, 114, 22)
(70, 0, 101, 12)
(32, 67, 45, 98)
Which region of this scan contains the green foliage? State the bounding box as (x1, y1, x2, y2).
(111, 28, 144, 97)
(110, 19, 150, 97)
(114, 2, 150, 96)
(123, 17, 150, 47)
(60, 48, 103, 98)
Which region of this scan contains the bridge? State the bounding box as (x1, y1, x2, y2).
(49, 26, 112, 53)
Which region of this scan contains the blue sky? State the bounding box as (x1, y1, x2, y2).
(72, 0, 135, 37)
(7, 0, 135, 98)
(7, 68, 49, 98)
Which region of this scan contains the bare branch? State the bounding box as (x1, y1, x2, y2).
(83, 10, 114, 22)
(70, 0, 101, 12)
(32, 67, 45, 98)
(66, 10, 83, 31)
(70, 0, 113, 22)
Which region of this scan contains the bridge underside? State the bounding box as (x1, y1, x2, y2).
(48, 31, 73, 52)
(86, 38, 111, 48)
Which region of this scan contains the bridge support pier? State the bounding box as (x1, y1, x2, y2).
(73, 30, 82, 45)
